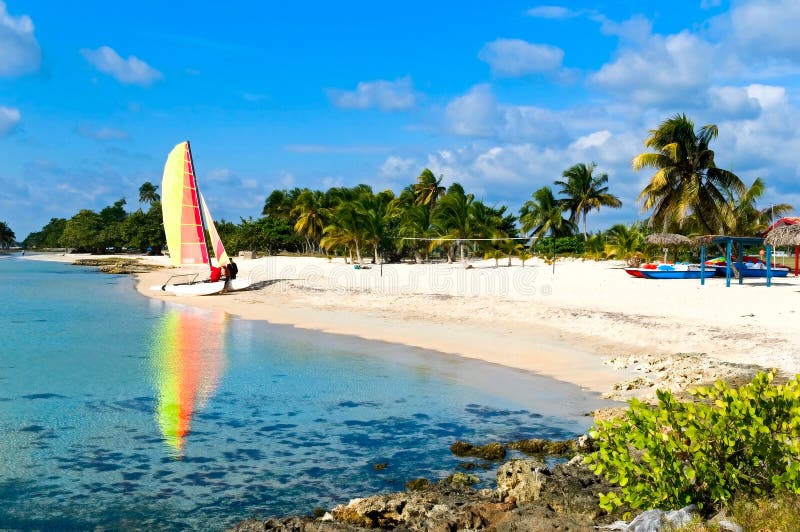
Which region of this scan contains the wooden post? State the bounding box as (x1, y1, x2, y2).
(766, 245, 772, 287)
(726, 240, 732, 288)
(700, 245, 707, 286)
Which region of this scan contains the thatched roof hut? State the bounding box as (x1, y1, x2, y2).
(644, 233, 692, 246)
(764, 224, 800, 247)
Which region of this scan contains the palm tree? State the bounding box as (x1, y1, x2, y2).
(604, 224, 645, 265)
(322, 202, 364, 264)
(397, 203, 434, 263)
(517, 248, 533, 267)
(291, 190, 330, 253)
(138, 182, 160, 206)
(413, 169, 446, 209)
(555, 162, 622, 239)
(519, 187, 574, 243)
(633, 113, 745, 234)
(356, 190, 395, 264)
(484, 248, 504, 267)
(0, 221, 15, 248)
(724, 178, 793, 235)
(431, 183, 480, 263)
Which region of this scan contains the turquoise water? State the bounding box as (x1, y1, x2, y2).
(0, 257, 608, 530)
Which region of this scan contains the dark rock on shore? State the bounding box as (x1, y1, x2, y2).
(449, 440, 507, 460)
(229, 455, 619, 531)
(73, 258, 162, 274)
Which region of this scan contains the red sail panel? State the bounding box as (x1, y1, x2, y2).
(180, 144, 209, 265)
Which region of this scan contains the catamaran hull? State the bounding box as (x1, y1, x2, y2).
(149, 278, 252, 296)
(713, 265, 790, 278)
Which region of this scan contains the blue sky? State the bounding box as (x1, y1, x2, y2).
(2, 0, 799, 238)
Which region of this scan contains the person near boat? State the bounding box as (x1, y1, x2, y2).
(227, 258, 238, 280)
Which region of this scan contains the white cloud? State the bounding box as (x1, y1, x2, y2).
(0, 105, 20, 136)
(729, 0, 800, 60)
(570, 130, 612, 150)
(592, 30, 715, 105)
(444, 84, 501, 136)
(379, 156, 416, 179)
(746, 84, 787, 109)
(444, 84, 568, 144)
(0, 1, 40, 77)
(327, 76, 416, 111)
(80, 46, 162, 86)
(701, 0, 722, 9)
(76, 124, 128, 140)
(478, 38, 564, 77)
(525, 6, 582, 19)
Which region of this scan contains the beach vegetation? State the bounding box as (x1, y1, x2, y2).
(413, 168, 446, 209)
(0, 221, 16, 248)
(556, 162, 622, 240)
(22, 218, 67, 249)
(634, 113, 745, 234)
(724, 177, 793, 235)
(137, 181, 160, 206)
(587, 371, 800, 514)
(520, 186, 575, 246)
(603, 224, 645, 265)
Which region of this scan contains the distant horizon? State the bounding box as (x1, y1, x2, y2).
(2, 0, 799, 237)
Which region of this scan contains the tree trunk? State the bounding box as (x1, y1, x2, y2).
(354, 240, 362, 264)
(413, 250, 423, 264)
(583, 213, 588, 241)
(373, 245, 379, 264)
(459, 242, 465, 263)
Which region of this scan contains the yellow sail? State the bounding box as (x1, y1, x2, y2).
(161, 141, 209, 267)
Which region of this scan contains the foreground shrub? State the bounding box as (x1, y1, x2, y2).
(586, 371, 800, 513)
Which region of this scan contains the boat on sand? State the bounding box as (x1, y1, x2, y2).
(150, 141, 251, 296)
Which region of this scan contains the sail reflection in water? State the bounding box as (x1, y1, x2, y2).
(151, 307, 228, 455)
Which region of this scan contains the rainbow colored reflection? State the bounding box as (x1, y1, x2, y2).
(151, 308, 228, 456)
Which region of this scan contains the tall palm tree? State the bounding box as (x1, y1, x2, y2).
(291, 190, 330, 253)
(633, 113, 745, 234)
(321, 202, 364, 264)
(724, 178, 793, 235)
(519, 187, 574, 243)
(555, 162, 622, 240)
(431, 183, 480, 263)
(397, 203, 434, 263)
(413, 169, 446, 209)
(138, 182, 160, 206)
(0, 221, 15, 248)
(356, 190, 395, 264)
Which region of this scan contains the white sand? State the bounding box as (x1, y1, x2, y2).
(26, 252, 800, 397)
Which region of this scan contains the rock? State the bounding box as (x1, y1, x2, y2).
(708, 508, 743, 532)
(371, 462, 387, 471)
(621, 504, 698, 531)
(405, 477, 431, 491)
(444, 472, 479, 486)
(450, 440, 507, 460)
(507, 436, 595, 456)
(496, 459, 548, 504)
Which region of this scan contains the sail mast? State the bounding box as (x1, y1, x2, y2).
(185, 141, 212, 271)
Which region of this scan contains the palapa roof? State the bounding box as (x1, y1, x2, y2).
(644, 233, 692, 246)
(764, 224, 800, 247)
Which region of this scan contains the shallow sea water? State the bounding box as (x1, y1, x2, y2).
(0, 256, 611, 530)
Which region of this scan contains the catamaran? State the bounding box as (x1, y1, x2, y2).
(151, 141, 250, 296)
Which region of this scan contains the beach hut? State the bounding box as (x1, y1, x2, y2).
(764, 224, 800, 276)
(695, 235, 775, 287)
(644, 233, 692, 263)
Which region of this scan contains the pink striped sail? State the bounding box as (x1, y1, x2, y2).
(162, 142, 210, 267)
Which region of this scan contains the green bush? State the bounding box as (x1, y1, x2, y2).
(586, 371, 800, 513)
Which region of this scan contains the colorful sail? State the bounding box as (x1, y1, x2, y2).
(199, 191, 230, 266)
(161, 141, 210, 267)
(153, 309, 227, 455)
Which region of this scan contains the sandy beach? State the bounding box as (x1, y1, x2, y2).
(26, 252, 800, 400)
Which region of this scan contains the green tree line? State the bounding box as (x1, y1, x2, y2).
(14, 114, 792, 260)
